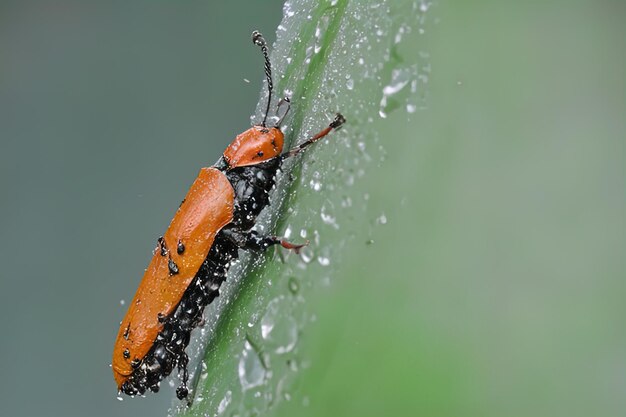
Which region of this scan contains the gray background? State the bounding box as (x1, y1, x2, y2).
(0, 2, 283, 417)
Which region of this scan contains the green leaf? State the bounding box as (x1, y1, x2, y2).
(173, 1, 429, 415)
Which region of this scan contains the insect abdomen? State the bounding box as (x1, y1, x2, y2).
(120, 233, 238, 397)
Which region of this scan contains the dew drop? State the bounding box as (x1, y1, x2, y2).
(309, 179, 322, 191)
(317, 256, 330, 266)
(288, 277, 300, 295)
(314, 27, 323, 54)
(394, 24, 408, 44)
(200, 361, 208, 380)
(299, 246, 313, 264)
(320, 205, 339, 229)
(379, 65, 419, 118)
(261, 298, 298, 354)
(217, 390, 232, 415)
(238, 341, 266, 391)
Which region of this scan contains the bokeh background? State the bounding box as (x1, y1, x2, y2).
(0, 1, 624, 417)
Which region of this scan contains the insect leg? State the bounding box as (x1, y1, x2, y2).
(223, 229, 308, 254)
(176, 353, 190, 400)
(275, 97, 291, 128)
(281, 113, 345, 159)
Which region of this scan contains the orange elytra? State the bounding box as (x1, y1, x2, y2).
(112, 167, 234, 388)
(112, 30, 345, 401)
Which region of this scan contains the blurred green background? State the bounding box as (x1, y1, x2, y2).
(0, 1, 624, 417)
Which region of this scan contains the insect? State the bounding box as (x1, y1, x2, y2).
(112, 30, 345, 400)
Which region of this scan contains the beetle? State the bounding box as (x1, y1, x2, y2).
(112, 30, 345, 400)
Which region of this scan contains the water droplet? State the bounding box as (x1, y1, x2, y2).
(119, 299, 125, 306)
(394, 24, 409, 44)
(320, 205, 339, 229)
(379, 69, 410, 116)
(314, 28, 323, 54)
(299, 246, 313, 264)
(200, 361, 208, 380)
(217, 390, 232, 415)
(238, 341, 266, 391)
(261, 298, 298, 354)
(317, 256, 330, 266)
(313, 15, 330, 55)
(346, 78, 354, 90)
(309, 179, 322, 191)
(377, 213, 388, 225)
(288, 277, 300, 294)
(309, 170, 323, 191)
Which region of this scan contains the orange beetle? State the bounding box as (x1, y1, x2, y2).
(112, 31, 345, 400)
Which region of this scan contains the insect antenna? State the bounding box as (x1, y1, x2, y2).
(252, 30, 273, 127)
